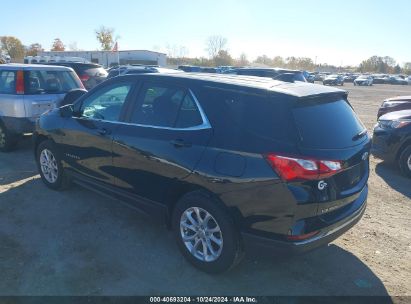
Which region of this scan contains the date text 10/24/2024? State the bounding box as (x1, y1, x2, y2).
(150, 297, 258, 303)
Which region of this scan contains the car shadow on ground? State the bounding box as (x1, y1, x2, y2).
(375, 161, 411, 199)
(0, 136, 37, 186)
(0, 178, 390, 297)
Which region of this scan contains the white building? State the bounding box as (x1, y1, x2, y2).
(39, 50, 167, 67)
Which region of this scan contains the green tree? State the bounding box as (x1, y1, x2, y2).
(95, 26, 115, 51)
(51, 38, 65, 51)
(272, 56, 285, 67)
(254, 55, 272, 66)
(213, 50, 233, 66)
(0, 36, 25, 59)
(26, 43, 43, 56)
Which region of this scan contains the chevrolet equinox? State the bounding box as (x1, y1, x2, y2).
(34, 73, 370, 273)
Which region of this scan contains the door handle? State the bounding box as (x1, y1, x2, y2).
(97, 128, 111, 136)
(170, 139, 192, 148)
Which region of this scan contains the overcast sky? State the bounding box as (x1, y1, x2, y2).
(2, 0, 410, 66)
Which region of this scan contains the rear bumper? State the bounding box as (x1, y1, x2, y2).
(242, 186, 367, 256)
(1, 116, 35, 134)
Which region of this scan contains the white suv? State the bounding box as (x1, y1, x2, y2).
(0, 64, 83, 151)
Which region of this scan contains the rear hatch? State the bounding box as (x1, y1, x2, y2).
(291, 96, 370, 215)
(77, 65, 107, 89)
(24, 69, 83, 118)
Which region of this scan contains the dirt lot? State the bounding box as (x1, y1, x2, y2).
(0, 83, 410, 296)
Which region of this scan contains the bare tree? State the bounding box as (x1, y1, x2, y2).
(68, 41, 79, 51)
(238, 53, 249, 66)
(205, 35, 227, 58)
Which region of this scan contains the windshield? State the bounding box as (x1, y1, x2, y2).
(293, 99, 366, 149)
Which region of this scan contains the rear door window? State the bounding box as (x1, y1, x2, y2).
(130, 83, 203, 128)
(0, 70, 16, 94)
(196, 88, 296, 150)
(25, 70, 81, 94)
(293, 99, 366, 149)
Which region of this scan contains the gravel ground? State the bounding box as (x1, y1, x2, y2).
(0, 83, 410, 297)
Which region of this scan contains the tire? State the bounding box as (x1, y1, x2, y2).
(0, 122, 18, 152)
(36, 140, 70, 190)
(398, 145, 411, 178)
(172, 191, 244, 273)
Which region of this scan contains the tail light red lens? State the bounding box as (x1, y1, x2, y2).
(16, 70, 25, 94)
(265, 153, 343, 182)
(79, 74, 90, 82)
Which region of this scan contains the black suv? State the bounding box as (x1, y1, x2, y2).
(33, 74, 370, 273)
(45, 62, 107, 90)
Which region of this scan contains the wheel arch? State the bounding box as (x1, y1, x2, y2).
(396, 138, 411, 161)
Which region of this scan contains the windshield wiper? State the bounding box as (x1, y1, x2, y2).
(352, 129, 367, 141)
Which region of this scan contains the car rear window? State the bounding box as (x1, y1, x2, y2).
(0, 70, 16, 94)
(293, 99, 366, 149)
(24, 70, 82, 94)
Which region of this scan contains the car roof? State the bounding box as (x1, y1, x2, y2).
(119, 73, 346, 98)
(0, 63, 74, 71)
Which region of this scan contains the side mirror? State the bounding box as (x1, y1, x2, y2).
(60, 104, 74, 118)
(59, 88, 87, 107)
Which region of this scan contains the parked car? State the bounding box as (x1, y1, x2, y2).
(377, 96, 411, 118)
(34, 73, 370, 273)
(223, 67, 307, 82)
(372, 110, 411, 177)
(408, 76, 411, 85)
(372, 76, 388, 84)
(354, 75, 373, 86)
(343, 75, 358, 83)
(107, 66, 182, 79)
(200, 67, 218, 73)
(45, 62, 107, 90)
(323, 74, 344, 86)
(0, 64, 83, 151)
(303, 71, 315, 83)
(386, 76, 408, 85)
(178, 65, 202, 72)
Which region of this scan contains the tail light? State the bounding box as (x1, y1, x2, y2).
(265, 153, 343, 182)
(16, 70, 25, 94)
(79, 74, 90, 82)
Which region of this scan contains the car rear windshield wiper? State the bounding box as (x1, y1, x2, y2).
(352, 129, 367, 141)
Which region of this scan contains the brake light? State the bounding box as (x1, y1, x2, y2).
(79, 74, 90, 82)
(265, 153, 343, 182)
(16, 70, 24, 94)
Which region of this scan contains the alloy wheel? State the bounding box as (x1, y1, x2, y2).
(39, 149, 59, 183)
(180, 207, 223, 262)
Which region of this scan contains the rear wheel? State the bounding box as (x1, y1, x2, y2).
(172, 191, 244, 273)
(0, 123, 18, 152)
(36, 140, 70, 190)
(398, 145, 411, 178)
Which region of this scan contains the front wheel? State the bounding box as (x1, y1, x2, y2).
(172, 191, 244, 273)
(398, 145, 411, 178)
(36, 140, 70, 190)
